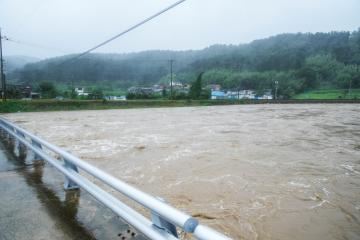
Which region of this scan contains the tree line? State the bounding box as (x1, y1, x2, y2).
(7, 29, 360, 99)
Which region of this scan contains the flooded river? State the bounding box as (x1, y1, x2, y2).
(3, 104, 360, 239)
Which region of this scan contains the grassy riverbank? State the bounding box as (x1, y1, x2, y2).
(293, 89, 360, 100)
(1, 99, 360, 113)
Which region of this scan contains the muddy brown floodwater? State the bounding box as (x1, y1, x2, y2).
(3, 104, 360, 240)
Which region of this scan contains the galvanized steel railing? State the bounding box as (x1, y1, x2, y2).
(0, 117, 231, 240)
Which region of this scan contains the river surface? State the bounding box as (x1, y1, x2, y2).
(3, 104, 360, 239)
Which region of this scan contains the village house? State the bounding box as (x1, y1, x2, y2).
(211, 90, 226, 99)
(74, 87, 90, 96)
(104, 95, 127, 101)
(128, 87, 154, 95)
(5, 84, 40, 99)
(152, 84, 165, 93)
(211, 89, 273, 100)
(207, 84, 221, 91)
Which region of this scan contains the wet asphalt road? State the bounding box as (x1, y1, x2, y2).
(0, 139, 146, 240)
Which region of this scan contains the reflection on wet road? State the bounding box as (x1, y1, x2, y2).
(3, 104, 360, 239)
(0, 139, 145, 240)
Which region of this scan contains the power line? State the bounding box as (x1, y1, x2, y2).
(3, 33, 179, 64)
(60, 0, 187, 66)
(2, 36, 66, 54)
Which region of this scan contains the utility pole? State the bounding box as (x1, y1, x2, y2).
(0, 28, 6, 101)
(274, 80, 278, 100)
(170, 59, 173, 100)
(348, 77, 352, 97)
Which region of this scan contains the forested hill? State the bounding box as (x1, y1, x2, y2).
(5, 55, 40, 72)
(9, 29, 360, 97)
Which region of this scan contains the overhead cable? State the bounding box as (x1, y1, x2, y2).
(60, 0, 187, 65)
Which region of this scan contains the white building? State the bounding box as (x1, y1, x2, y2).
(226, 90, 256, 99)
(223, 90, 273, 100)
(75, 87, 89, 96)
(104, 96, 127, 101)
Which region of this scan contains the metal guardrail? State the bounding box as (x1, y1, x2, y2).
(0, 117, 231, 240)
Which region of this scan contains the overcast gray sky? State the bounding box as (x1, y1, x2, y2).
(1, 0, 359, 59)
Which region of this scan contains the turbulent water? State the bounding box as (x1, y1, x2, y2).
(4, 104, 360, 240)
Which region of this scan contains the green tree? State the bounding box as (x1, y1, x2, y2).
(189, 72, 204, 99)
(336, 64, 360, 90)
(39, 81, 57, 99)
(162, 88, 167, 98)
(89, 87, 104, 100)
(298, 54, 342, 89)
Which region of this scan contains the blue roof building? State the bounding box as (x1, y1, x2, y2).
(211, 90, 226, 100)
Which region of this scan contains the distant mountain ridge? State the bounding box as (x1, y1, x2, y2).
(4, 55, 41, 73)
(7, 29, 360, 96)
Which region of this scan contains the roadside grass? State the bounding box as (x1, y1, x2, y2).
(293, 89, 360, 100)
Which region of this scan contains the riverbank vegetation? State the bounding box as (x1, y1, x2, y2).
(293, 89, 360, 99)
(7, 29, 360, 99)
(1, 99, 359, 113)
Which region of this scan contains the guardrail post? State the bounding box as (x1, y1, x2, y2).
(0, 126, 5, 137)
(0, 127, 8, 142)
(2, 124, 15, 151)
(26, 140, 43, 163)
(15, 130, 27, 160)
(151, 198, 179, 238)
(13, 130, 24, 158)
(0, 125, 12, 146)
(63, 158, 80, 190)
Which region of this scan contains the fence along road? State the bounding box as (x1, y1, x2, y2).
(0, 117, 231, 240)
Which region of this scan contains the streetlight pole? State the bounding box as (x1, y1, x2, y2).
(0, 28, 6, 101)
